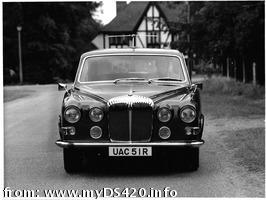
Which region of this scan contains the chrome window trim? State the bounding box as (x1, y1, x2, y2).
(75, 53, 190, 86)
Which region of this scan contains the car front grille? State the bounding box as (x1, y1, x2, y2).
(108, 95, 154, 142)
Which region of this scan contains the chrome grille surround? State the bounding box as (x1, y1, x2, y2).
(107, 95, 154, 107)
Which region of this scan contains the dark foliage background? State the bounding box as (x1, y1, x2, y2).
(3, 2, 100, 84)
(171, 1, 264, 85)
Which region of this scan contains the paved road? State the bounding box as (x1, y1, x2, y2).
(4, 84, 264, 197)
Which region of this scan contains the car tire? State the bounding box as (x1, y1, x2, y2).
(63, 148, 82, 173)
(183, 147, 199, 171)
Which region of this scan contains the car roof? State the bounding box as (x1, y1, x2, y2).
(80, 48, 183, 58)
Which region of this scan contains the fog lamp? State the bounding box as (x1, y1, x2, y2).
(158, 126, 171, 139)
(90, 126, 102, 139)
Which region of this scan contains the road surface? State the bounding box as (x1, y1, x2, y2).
(4, 84, 265, 197)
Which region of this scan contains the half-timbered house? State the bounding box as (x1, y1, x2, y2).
(93, 2, 186, 49)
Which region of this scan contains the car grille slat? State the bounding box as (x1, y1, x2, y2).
(109, 103, 129, 141)
(131, 106, 153, 141)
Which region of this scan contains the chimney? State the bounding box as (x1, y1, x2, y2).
(116, 1, 127, 15)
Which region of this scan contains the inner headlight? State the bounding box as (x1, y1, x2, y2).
(180, 106, 196, 123)
(157, 107, 172, 122)
(64, 106, 81, 123)
(89, 107, 104, 122)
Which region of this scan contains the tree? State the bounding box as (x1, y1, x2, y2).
(184, 1, 264, 84)
(3, 2, 101, 84)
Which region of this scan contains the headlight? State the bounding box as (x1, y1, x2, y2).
(180, 106, 196, 123)
(64, 106, 81, 123)
(89, 107, 104, 122)
(157, 107, 172, 122)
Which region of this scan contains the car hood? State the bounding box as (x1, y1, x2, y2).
(73, 82, 190, 104)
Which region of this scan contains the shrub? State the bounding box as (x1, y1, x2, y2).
(194, 60, 220, 76)
(203, 75, 265, 99)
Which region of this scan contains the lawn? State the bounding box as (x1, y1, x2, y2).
(202, 76, 264, 118)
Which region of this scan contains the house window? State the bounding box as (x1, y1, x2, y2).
(109, 36, 130, 47)
(147, 31, 160, 48)
(109, 37, 115, 45)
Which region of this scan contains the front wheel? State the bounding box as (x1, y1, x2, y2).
(63, 148, 83, 173)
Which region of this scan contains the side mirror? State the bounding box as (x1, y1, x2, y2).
(195, 82, 203, 90)
(191, 82, 203, 90)
(58, 83, 67, 91)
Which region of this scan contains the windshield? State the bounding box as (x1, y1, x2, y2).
(78, 55, 185, 82)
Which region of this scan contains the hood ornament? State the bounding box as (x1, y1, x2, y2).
(128, 88, 135, 96)
(108, 95, 154, 107)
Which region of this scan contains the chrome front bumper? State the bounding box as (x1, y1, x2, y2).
(55, 140, 204, 148)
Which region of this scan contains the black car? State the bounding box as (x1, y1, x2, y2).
(56, 48, 204, 173)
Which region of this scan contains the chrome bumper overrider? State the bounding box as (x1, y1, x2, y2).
(55, 140, 204, 148)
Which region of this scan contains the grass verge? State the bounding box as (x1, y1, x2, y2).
(202, 76, 264, 119)
(203, 75, 265, 99)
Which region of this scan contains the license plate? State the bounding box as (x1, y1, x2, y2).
(109, 147, 152, 157)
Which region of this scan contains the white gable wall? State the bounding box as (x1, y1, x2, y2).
(136, 4, 172, 48)
(153, 6, 159, 17)
(91, 34, 104, 49)
(136, 32, 146, 48)
(138, 20, 146, 31)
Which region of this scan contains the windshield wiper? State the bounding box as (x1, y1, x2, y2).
(114, 78, 147, 84)
(148, 77, 183, 83)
